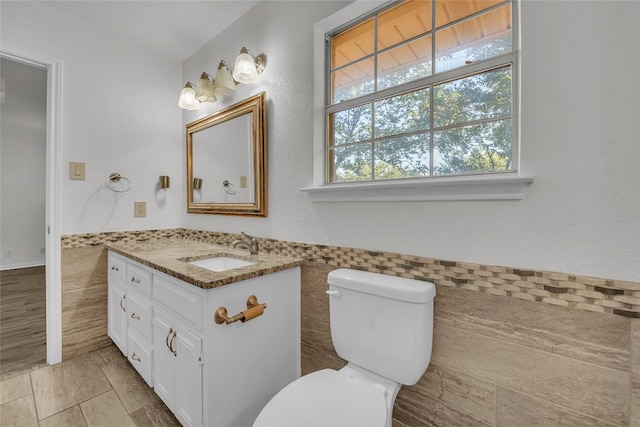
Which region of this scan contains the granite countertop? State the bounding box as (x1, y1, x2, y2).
(106, 238, 303, 290)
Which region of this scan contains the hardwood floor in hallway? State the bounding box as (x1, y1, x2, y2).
(0, 266, 47, 377)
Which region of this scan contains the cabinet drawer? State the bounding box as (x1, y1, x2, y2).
(128, 328, 153, 387)
(154, 275, 203, 331)
(127, 291, 153, 341)
(127, 263, 152, 298)
(108, 253, 126, 282)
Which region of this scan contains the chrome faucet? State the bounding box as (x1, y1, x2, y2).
(231, 232, 259, 255)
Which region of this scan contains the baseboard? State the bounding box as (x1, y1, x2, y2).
(0, 261, 46, 271)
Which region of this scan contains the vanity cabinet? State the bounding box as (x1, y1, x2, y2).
(107, 249, 301, 427)
(107, 252, 154, 386)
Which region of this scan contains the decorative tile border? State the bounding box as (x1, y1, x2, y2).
(61, 229, 181, 248)
(61, 228, 640, 317)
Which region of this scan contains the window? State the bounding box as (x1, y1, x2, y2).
(325, 0, 517, 184)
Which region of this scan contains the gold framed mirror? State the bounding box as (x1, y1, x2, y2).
(187, 92, 267, 216)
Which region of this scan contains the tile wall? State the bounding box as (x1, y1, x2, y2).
(61, 229, 639, 426)
(61, 245, 111, 359)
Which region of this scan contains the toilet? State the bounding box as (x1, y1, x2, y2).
(253, 268, 436, 427)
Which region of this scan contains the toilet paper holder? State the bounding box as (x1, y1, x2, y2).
(214, 295, 267, 325)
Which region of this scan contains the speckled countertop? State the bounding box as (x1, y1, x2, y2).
(106, 238, 303, 290)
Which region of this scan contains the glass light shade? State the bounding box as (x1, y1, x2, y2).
(232, 48, 258, 84)
(178, 83, 200, 110)
(214, 62, 236, 96)
(195, 73, 216, 102)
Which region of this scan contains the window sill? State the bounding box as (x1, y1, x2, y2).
(301, 175, 534, 202)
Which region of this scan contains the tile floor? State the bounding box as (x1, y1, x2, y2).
(0, 345, 180, 427)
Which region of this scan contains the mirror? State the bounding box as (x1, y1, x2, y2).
(187, 92, 267, 216)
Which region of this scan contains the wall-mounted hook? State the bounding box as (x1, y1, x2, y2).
(159, 176, 170, 189)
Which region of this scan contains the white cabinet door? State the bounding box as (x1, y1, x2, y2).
(108, 279, 127, 355)
(153, 306, 203, 427)
(174, 326, 202, 427)
(153, 307, 175, 410)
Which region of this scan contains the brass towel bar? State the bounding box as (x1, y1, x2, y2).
(214, 295, 267, 325)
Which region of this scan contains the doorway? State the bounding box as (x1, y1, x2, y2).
(0, 58, 48, 375)
(0, 46, 62, 372)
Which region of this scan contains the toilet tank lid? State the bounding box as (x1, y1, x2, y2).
(328, 269, 436, 303)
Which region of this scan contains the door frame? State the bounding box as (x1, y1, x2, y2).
(1, 44, 63, 365)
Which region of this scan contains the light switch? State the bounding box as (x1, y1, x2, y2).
(240, 176, 247, 188)
(134, 202, 146, 218)
(69, 162, 85, 180)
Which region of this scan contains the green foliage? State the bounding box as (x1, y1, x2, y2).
(330, 36, 514, 182)
(433, 67, 513, 175)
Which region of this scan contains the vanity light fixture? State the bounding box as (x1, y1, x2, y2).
(195, 72, 216, 102)
(232, 47, 266, 84)
(178, 82, 200, 111)
(178, 47, 267, 110)
(214, 61, 236, 96)
(193, 178, 203, 190)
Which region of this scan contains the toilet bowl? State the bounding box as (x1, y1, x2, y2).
(253, 367, 390, 427)
(253, 269, 436, 427)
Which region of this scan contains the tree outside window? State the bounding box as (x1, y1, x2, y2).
(326, 0, 516, 183)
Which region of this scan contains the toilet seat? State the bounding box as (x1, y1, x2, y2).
(253, 369, 387, 427)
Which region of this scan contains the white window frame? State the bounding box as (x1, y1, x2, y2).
(303, 0, 532, 202)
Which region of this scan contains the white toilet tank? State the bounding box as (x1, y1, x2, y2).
(327, 269, 436, 385)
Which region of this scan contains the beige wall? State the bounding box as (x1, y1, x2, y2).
(62, 230, 638, 426)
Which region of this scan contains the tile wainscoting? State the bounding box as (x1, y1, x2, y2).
(61, 229, 639, 426)
(61, 244, 111, 360)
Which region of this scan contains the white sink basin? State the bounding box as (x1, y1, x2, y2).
(188, 257, 255, 272)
